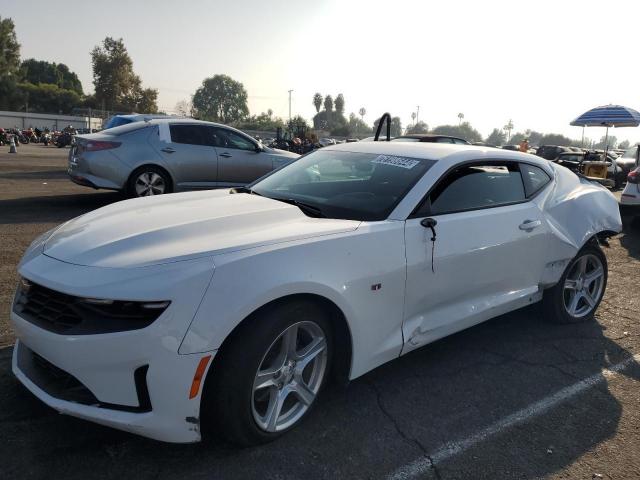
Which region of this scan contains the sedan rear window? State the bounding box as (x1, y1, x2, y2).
(101, 122, 148, 136)
(252, 150, 436, 221)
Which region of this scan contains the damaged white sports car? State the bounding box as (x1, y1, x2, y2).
(11, 141, 621, 445)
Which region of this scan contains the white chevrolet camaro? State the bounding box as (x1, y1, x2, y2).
(11, 142, 621, 445)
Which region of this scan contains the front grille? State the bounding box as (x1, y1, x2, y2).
(13, 281, 82, 333)
(12, 278, 169, 335)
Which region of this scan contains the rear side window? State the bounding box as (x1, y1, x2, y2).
(169, 124, 214, 146)
(429, 163, 525, 215)
(520, 163, 551, 197)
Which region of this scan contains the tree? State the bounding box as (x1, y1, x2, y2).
(372, 116, 403, 137)
(348, 112, 369, 136)
(335, 94, 345, 114)
(485, 128, 506, 146)
(267, 108, 273, 118)
(91, 37, 158, 112)
(324, 95, 333, 112)
(406, 121, 428, 134)
(236, 111, 285, 131)
(432, 122, 483, 142)
(504, 119, 514, 142)
(594, 135, 617, 150)
(0, 16, 20, 110)
(359, 107, 366, 120)
(457, 112, 464, 125)
(192, 74, 249, 123)
(174, 99, 192, 117)
(411, 112, 416, 124)
(20, 59, 83, 94)
(618, 140, 631, 150)
(313, 93, 322, 113)
(16, 82, 81, 114)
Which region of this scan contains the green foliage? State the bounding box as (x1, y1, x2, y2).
(335, 94, 345, 114)
(16, 82, 81, 114)
(192, 74, 248, 123)
(0, 17, 20, 77)
(313, 93, 322, 113)
(324, 95, 333, 112)
(406, 121, 428, 134)
(91, 37, 158, 113)
(20, 59, 83, 94)
(372, 116, 403, 137)
(348, 112, 369, 136)
(236, 111, 285, 131)
(485, 128, 506, 146)
(431, 122, 482, 142)
(618, 140, 631, 150)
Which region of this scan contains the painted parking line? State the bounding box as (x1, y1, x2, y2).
(389, 353, 640, 480)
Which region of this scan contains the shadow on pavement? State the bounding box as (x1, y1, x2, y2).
(0, 192, 122, 224)
(619, 208, 640, 260)
(1, 306, 637, 479)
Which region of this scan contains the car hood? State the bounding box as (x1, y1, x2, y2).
(43, 190, 360, 268)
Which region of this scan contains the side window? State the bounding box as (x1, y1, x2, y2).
(429, 163, 525, 215)
(453, 138, 468, 145)
(436, 137, 454, 143)
(214, 128, 256, 151)
(169, 124, 213, 146)
(520, 163, 551, 197)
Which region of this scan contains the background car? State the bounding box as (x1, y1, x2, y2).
(553, 150, 623, 188)
(536, 145, 574, 160)
(392, 134, 470, 144)
(68, 119, 299, 197)
(103, 113, 182, 130)
(615, 145, 639, 175)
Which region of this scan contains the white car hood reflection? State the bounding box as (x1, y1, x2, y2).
(44, 190, 360, 268)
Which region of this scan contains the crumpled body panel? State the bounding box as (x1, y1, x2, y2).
(540, 163, 622, 252)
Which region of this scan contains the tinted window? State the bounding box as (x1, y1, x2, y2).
(214, 128, 256, 151)
(429, 163, 525, 215)
(104, 116, 133, 129)
(520, 163, 551, 197)
(169, 124, 214, 146)
(436, 137, 454, 144)
(453, 138, 468, 145)
(253, 150, 436, 221)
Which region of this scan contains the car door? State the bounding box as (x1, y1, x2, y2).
(151, 123, 218, 190)
(213, 127, 273, 186)
(401, 161, 551, 353)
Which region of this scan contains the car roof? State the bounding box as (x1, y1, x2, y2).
(147, 118, 228, 128)
(324, 140, 552, 170)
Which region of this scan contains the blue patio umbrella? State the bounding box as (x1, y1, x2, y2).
(570, 104, 640, 153)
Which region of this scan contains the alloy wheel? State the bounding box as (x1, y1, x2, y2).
(135, 172, 166, 196)
(251, 321, 328, 432)
(563, 253, 605, 318)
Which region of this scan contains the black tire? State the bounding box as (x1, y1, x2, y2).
(126, 165, 172, 198)
(202, 300, 333, 446)
(543, 242, 607, 324)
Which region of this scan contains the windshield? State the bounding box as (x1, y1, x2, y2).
(252, 150, 436, 221)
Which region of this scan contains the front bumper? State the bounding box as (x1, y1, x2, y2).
(11, 253, 217, 442)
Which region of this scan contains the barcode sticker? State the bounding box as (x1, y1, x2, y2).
(372, 155, 420, 169)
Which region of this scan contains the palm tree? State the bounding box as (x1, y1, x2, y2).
(411, 112, 416, 125)
(313, 93, 322, 113)
(359, 107, 366, 121)
(504, 119, 514, 142)
(458, 112, 464, 125)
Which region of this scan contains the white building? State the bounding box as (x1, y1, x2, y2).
(0, 110, 102, 131)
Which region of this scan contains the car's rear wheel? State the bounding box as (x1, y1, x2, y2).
(543, 243, 607, 323)
(203, 300, 332, 446)
(127, 166, 172, 197)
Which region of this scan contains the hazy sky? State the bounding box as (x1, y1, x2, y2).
(5, 0, 640, 143)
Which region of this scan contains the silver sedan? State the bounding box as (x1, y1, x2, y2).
(68, 119, 299, 197)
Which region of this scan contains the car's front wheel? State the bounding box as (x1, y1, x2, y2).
(203, 300, 332, 446)
(543, 242, 607, 323)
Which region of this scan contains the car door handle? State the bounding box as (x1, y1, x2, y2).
(161, 147, 175, 154)
(219, 152, 232, 158)
(519, 219, 542, 231)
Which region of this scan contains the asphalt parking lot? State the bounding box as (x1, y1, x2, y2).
(1, 144, 639, 479)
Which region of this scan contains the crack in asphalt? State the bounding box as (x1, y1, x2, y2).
(367, 380, 443, 480)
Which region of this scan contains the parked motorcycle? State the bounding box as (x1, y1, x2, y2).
(55, 131, 75, 148)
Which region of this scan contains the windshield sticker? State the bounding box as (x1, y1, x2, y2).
(372, 155, 420, 169)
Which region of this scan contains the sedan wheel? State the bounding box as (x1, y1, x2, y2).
(252, 321, 328, 432)
(134, 171, 166, 196)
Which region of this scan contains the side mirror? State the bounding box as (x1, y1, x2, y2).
(420, 218, 437, 229)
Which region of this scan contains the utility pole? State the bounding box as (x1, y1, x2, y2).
(416, 105, 420, 124)
(288, 89, 293, 122)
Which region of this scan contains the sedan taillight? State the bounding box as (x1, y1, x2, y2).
(85, 140, 121, 152)
(627, 169, 640, 184)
